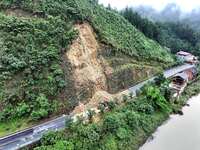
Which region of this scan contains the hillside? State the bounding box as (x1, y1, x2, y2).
(0, 0, 174, 133)
(121, 7, 200, 56)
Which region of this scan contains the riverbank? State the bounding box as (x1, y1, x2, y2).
(138, 77, 200, 149)
(140, 94, 200, 150)
(32, 76, 200, 150)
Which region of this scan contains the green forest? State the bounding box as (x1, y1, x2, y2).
(0, 0, 174, 123)
(121, 7, 200, 56)
(33, 76, 200, 150)
(0, 0, 200, 150)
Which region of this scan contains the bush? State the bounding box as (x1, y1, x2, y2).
(142, 85, 171, 112)
(30, 94, 51, 121)
(116, 128, 130, 140)
(41, 131, 61, 146)
(133, 99, 155, 114)
(103, 113, 123, 133)
(101, 135, 118, 150)
(154, 73, 166, 86)
(0, 105, 15, 121)
(16, 103, 31, 118)
(53, 141, 75, 150)
(107, 101, 116, 110)
(0, 11, 76, 121)
(30, 109, 49, 121)
(125, 111, 140, 130)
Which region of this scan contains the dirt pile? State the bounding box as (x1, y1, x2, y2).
(66, 23, 107, 103)
(64, 22, 158, 110)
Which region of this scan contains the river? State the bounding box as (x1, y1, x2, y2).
(140, 94, 200, 150)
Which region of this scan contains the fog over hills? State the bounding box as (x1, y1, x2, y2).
(133, 3, 200, 31)
(99, 0, 200, 31)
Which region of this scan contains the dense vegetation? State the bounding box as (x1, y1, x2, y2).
(121, 7, 200, 56)
(0, 1, 199, 149)
(134, 3, 200, 32)
(30, 72, 200, 150)
(0, 14, 76, 121)
(156, 22, 200, 55)
(0, 0, 175, 124)
(0, 5, 77, 122)
(1, 0, 174, 62)
(32, 78, 176, 150)
(121, 7, 160, 42)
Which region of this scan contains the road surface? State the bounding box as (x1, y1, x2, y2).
(128, 63, 194, 95)
(0, 64, 195, 150)
(0, 116, 70, 150)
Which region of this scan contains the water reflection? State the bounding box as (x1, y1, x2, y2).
(140, 94, 200, 150)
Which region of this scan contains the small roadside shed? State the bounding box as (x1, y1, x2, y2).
(171, 72, 189, 86)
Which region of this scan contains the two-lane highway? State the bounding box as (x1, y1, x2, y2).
(0, 115, 70, 150)
(0, 64, 195, 150)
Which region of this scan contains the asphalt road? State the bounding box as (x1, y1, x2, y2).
(128, 63, 194, 95)
(0, 115, 70, 150)
(0, 64, 195, 150)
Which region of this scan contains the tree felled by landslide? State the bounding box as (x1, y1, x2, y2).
(0, 13, 76, 122)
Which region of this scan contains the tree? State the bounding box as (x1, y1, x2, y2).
(54, 141, 74, 150)
(30, 94, 51, 121)
(16, 103, 31, 117)
(107, 101, 116, 110)
(103, 113, 122, 133)
(101, 135, 117, 150)
(143, 85, 171, 112)
(121, 7, 160, 41)
(154, 73, 166, 86)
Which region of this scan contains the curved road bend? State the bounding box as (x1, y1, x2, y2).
(0, 64, 195, 150)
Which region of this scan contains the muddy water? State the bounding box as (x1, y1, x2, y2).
(140, 94, 200, 150)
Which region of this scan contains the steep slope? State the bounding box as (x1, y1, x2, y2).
(66, 0, 174, 63)
(66, 23, 107, 92)
(0, 0, 174, 64)
(122, 7, 200, 56)
(0, 0, 174, 132)
(64, 23, 107, 104)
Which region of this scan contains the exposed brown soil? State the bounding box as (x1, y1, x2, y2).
(64, 22, 159, 113)
(66, 23, 108, 103)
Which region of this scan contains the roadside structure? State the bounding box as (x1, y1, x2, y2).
(169, 65, 198, 98)
(176, 51, 198, 64)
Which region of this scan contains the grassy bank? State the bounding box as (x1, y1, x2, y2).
(0, 119, 31, 137)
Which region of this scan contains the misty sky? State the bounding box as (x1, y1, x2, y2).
(99, 0, 200, 12)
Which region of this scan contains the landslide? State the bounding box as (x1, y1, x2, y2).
(0, 0, 174, 124)
(62, 22, 161, 108)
